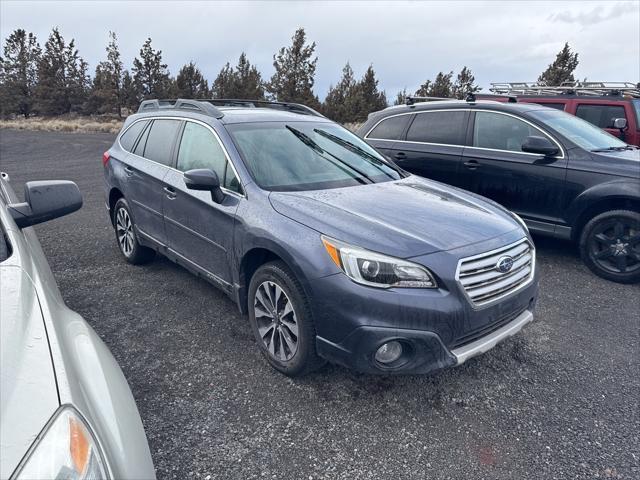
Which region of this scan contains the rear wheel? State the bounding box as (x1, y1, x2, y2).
(579, 209, 640, 284)
(248, 261, 324, 376)
(113, 198, 155, 265)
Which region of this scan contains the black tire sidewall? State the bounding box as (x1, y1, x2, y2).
(113, 198, 154, 264)
(579, 209, 640, 284)
(248, 261, 319, 376)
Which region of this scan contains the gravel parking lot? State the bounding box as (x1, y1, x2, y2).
(1, 129, 638, 480)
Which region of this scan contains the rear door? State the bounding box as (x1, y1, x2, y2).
(375, 110, 468, 186)
(460, 110, 568, 228)
(162, 120, 242, 287)
(124, 118, 182, 246)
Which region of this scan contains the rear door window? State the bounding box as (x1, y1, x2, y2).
(143, 119, 182, 166)
(406, 110, 467, 145)
(119, 120, 149, 152)
(575, 104, 627, 129)
(367, 115, 411, 140)
(473, 111, 553, 153)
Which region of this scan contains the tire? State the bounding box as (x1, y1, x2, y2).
(112, 198, 155, 265)
(579, 209, 640, 284)
(248, 261, 324, 376)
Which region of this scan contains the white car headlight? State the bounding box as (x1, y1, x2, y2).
(322, 236, 437, 288)
(14, 406, 109, 480)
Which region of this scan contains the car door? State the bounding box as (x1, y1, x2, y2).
(124, 118, 182, 246)
(383, 110, 469, 186)
(574, 102, 628, 141)
(363, 113, 412, 160)
(460, 110, 568, 228)
(162, 120, 242, 286)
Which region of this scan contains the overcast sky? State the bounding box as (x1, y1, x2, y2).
(1, 0, 638, 99)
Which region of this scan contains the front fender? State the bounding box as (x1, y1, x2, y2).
(566, 179, 640, 226)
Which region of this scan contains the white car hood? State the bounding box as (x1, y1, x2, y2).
(0, 265, 59, 478)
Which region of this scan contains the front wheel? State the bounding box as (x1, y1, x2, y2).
(248, 261, 324, 376)
(579, 209, 640, 284)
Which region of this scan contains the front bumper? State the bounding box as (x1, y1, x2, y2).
(308, 232, 538, 374)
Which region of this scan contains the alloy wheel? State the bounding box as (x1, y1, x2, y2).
(116, 207, 135, 257)
(588, 218, 640, 274)
(254, 281, 299, 361)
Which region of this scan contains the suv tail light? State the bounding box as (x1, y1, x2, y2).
(102, 151, 110, 167)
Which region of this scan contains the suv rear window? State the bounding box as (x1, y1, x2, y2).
(119, 120, 148, 152)
(367, 115, 411, 140)
(142, 119, 182, 166)
(575, 104, 626, 129)
(406, 110, 467, 145)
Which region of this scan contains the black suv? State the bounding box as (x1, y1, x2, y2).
(357, 99, 640, 283)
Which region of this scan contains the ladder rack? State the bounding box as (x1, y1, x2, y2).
(489, 81, 640, 98)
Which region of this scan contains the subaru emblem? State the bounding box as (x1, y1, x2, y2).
(496, 256, 514, 273)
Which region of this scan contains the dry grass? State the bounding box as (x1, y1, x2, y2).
(0, 116, 123, 134)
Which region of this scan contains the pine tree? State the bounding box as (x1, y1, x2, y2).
(429, 71, 454, 98)
(233, 53, 265, 99)
(211, 62, 235, 98)
(322, 62, 357, 123)
(0, 29, 41, 118)
(175, 62, 208, 98)
(89, 31, 125, 116)
(132, 38, 171, 100)
(35, 28, 88, 115)
(352, 65, 387, 122)
(452, 66, 481, 99)
(120, 70, 138, 112)
(393, 88, 408, 106)
(267, 28, 319, 108)
(538, 42, 579, 86)
(415, 80, 432, 97)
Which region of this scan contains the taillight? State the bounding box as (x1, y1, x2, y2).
(102, 151, 110, 167)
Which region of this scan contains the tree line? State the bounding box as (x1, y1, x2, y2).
(0, 27, 580, 124)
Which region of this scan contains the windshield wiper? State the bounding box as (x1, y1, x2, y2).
(591, 145, 635, 152)
(285, 125, 373, 184)
(313, 128, 405, 179)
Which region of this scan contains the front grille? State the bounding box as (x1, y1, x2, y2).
(456, 238, 535, 307)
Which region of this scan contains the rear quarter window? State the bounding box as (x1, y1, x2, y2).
(119, 120, 149, 152)
(575, 104, 627, 129)
(367, 115, 411, 140)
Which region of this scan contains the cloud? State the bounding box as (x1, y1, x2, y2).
(549, 2, 635, 26)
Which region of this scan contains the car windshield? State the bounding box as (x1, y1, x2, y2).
(529, 109, 628, 151)
(227, 121, 404, 191)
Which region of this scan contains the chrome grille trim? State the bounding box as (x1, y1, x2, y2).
(456, 238, 535, 307)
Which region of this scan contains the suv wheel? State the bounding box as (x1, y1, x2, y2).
(579, 209, 640, 284)
(248, 261, 324, 376)
(113, 198, 155, 264)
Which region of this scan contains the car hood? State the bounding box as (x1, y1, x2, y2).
(269, 176, 520, 258)
(0, 265, 59, 479)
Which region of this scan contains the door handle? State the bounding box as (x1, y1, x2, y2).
(464, 160, 480, 170)
(394, 152, 407, 160)
(163, 186, 176, 199)
(124, 166, 135, 176)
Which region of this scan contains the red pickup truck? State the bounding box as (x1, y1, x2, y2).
(483, 83, 640, 146)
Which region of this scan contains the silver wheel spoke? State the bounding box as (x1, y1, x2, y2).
(256, 287, 273, 311)
(280, 326, 296, 353)
(254, 280, 299, 361)
(257, 322, 275, 339)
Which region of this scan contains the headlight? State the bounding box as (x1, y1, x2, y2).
(511, 212, 529, 233)
(322, 236, 437, 288)
(14, 406, 109, 480)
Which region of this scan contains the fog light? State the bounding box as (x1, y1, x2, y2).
(375, 341, 403, 364)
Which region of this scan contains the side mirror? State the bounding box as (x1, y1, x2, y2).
(8, 180, 82, 229)
(521, 136, 559, 157)
(612, 118, 627, 130)
(184, 168, 224, 204)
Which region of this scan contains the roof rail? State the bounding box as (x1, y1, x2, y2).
(137, 98, 225, 118)
(405, 96, 453, 106)
(207, 99, 324, 117)
(489, 81, 640, 98)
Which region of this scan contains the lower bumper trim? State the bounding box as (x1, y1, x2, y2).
(452, 309, 533, 365)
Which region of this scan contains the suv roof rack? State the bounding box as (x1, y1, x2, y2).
(137, 99, 225, 119)
(405, 96, 453, 106)
(207, 99, 324, 117)
(489, 81, 640, 98)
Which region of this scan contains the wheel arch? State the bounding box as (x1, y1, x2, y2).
(108, 187, 124, 225)
(571, 195, 640, 241)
